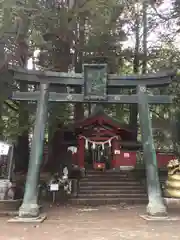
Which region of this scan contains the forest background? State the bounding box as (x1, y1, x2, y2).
(0, 0, 180, 165)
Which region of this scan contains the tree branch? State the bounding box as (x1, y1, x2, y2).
(149, 2, 171, 21)
(150, 108, 167, 120)
(4, 100, 18, 112)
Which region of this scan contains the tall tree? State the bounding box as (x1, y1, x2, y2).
(142, 0, 148, 74)
(129, 2, 141, 141)
(13, 9, 31, 172)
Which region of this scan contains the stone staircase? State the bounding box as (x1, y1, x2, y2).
(70, 170, 148, 205)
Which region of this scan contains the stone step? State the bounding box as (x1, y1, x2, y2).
(82, 179, 136, 183)
(77, 193, 147, 198)
(79, 185, 144, 190)
(84, 175, 136, 180)
(80, 181, 141, 186)
(84, 174, 136, 178)
(85, 173, 133, 176)
(86, 170, 130, 173)
(70, 197, 148, 205)
(74, 170, 147, 205)
(79, 189, 145, 194)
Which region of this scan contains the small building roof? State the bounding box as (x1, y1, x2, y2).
(66, 105, 134, 141)
(74, 105, 130, 129)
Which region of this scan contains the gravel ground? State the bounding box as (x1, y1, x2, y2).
(0, 204, 180, 240)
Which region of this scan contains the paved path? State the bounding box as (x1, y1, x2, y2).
(1, 205, 180, 240)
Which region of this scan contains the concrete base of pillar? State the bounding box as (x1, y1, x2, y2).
(140, 214, 180, 221)
(18, 203, 40, 218)
(146, 201, 167, 217)
(8, 214, 46, 223)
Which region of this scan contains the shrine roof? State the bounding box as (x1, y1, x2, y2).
(73, 105, 132, 132)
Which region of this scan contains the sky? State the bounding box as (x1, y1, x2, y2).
(122, 0, 174, 49)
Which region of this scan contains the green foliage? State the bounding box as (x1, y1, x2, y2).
(48, 103, 72, 140)
(2, 103, 19, 141)
(0, 0, 179, 152)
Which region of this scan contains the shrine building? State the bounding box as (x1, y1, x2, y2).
(61, 106, 175, 171)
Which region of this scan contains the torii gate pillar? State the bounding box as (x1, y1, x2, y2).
(138, 85, 167, 216)
(19, 83, 49, 218)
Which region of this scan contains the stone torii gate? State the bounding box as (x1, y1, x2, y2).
(8, 64, 176, 219)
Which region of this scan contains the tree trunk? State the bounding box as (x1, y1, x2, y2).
(142, 0, 148, 74)
(48, 39, 71, 171)
(0, 103, 3, 140)
(15, 82, 29, 173)
(0, 41, 5, 139)
(129, 7, 140, 140)
(15, 37, 29, 173)
(74, 16, 85, 121)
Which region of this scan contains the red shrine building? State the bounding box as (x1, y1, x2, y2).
(63, 107, 175, 170)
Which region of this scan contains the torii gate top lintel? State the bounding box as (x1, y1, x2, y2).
(9, 64, 176, 88)
(9, 64, 176, 104)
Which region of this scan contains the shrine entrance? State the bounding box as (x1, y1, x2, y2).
(90, 144, 111, 170)
(84, 137, 113, 171)
(7, 60, 176, 218)
(84, 143, 110, 170)
(73, 106, 133, 170)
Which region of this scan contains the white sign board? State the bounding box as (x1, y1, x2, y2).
(124, 153, 130, 158)
(0, 142, 10, 156)
(50, 184, 59, 191)
(114, 150, 120, 155)
(68, 146, 77, 154)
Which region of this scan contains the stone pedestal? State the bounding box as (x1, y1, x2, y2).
(0, 179, 13, 200)
(147, 200, 167, 217)
(8, 214, 46, 223)
(140, 199, 180, 221)
(19, 203, 40, 218)
(164, 197, 180, 209)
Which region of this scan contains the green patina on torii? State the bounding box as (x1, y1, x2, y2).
(0, 46, 176, 218)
